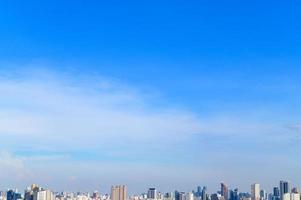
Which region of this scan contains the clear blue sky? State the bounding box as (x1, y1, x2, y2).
(0, 0, 301, 194)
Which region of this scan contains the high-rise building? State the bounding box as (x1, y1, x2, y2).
(202, 187, 207, 200)
(230, 189, 239, 200)
(274, 187, 280, 198)
(290, 193, 300, 200)
(93, 191, 100, 199)
(111, 186, 127, 200)
(186, 192, 194, 200)
(164, 193, 172, 199)
(178, 193, 186, 200)
(282, 194, 290, 200)
(196, 187, 202, 198)
(174, 191, 185, 200)
(291, 188, 299, 194)
(260, 190, 267, 200)
(251, 184, 260, 200)
(6, 190, 21, 200)
(221, 183, 229, 200)
(36, 190, 54, 200)
(210, 194, 220, 200)
(175, 191, 180, 200)
(280, 181, 290, 200)
(148, 188, 157, 199)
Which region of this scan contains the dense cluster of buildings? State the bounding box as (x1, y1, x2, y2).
(0, 181, 300, 200)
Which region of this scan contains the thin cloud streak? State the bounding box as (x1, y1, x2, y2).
(0, 67, 300, 192)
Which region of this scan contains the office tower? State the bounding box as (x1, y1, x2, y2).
(202, 187, 207, 200)
(175, 191, 180, 200)
(280, 181, 290, 200)
(221, 183, 229, 200)
(211, 194, 219, 200)
(37, 190, 54, 200)
(261, 190, 267, 200)
(282, 194, 290, 200)
(111, 186, 127, 200)
(186, 192, 194, 200)
(274, 188, 280, 198)
(179, 193, 186, 200)
(164, 193, 172, 199)
(93, 191, 100, 199)
(157, 192, 163, 200)
(230, 189, 239, 200)
(291, 188, 299, 194)
(6, 190, 22, 200)
(269, 193, 274, 200)
(197, 187, 202, 197)
(290, 193, 300, 200)
(6, 190, 15, 200)
(148, 188, 157, 199)
(25, 189, 33, 200)
(251, 184, 260, 200)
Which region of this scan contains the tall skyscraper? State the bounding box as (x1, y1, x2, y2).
(282, 194, 290, 200)
(186, 192, 194, 200)
(202, 187, 207, 200)
(93, 191, 100, 199)
(274, 187, 280, 198)
(147, 188, 157, 199)
(111, 186, 127, 200)
(36, 190, 54, 200)
(197, 186, 202, 197)
(230, 189, 239, 200)
(290, 193, 300, 200)
(6, 190, 21, 200)
(291, 188, 299, 194)
(251, 184, 260, 200)
(178, 193, 186, 200)
(260, 190, 267, 200)
(175, 191, 180, 200)
(280, 181, 290, 200)
(221, 183, 229, 200)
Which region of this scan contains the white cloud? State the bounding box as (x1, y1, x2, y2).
(1, 67, 300, 192)
(0, 151, 33, 188)
(0, 68, 203, 152)
(0, 67, 297, 151)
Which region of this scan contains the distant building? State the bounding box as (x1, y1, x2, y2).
(230, 189, 239, 200)
(148, 188, 157, 199)
(186, 192, 194, 200)
(251, 184, 260, 200)
(290, 193, 300, 200)
(260, 190, 267, 200)
(37, 190, 54, 200)
(291, 188, 299, 194)
(111, 186, 127, 200)
(202, 187, 207, 200)
(6, 190, 22, 200)
(196, 187, 202, 198)
(221, 183, 229, 200)
(164, 193, 172, 199)
(93, 191, 100, 199)
(274, 187, 280, 198)
(212, 193, 224, 200)
(174, 191, 185, 200)
(280, 181, 290, 200)
(282, 194, 290, 200)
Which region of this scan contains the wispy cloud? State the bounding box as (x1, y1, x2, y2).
(0, 67, 202, 152)
(0, 151, 33, 187)
(1, 66, 301, 192)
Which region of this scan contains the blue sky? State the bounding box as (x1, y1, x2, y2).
(0, 0, 301, 195)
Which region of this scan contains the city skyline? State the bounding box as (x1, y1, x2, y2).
(1, 0, 301, 193)
(0, 180, 299, 197)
